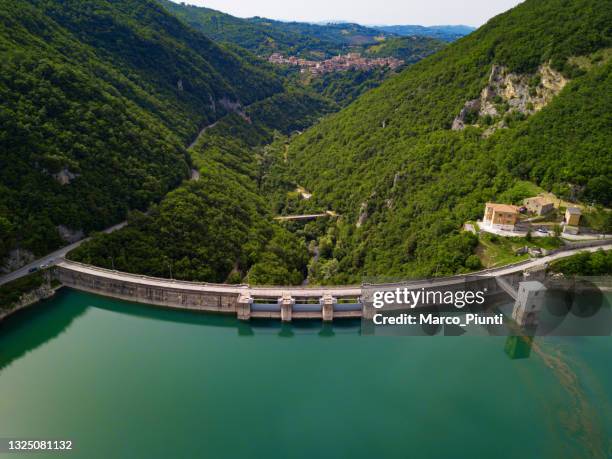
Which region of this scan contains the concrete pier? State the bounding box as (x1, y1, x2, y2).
(512, 281, 547, 327)
(237, 292, 252, 320)
(280, 293, 294, 322)
(321, 294, 336, 321)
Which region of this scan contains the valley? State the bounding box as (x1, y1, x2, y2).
(0, 3, 610, 459)
(1, 0, 610, 289)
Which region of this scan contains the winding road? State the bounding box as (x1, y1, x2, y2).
(0, 221, 127, 287)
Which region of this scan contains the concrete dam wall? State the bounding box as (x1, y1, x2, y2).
(53, 260, 527, 322)
(53, 260, 364, 321)
(55, 261, 241, 315)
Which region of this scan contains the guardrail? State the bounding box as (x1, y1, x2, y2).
(54, 240, 612, 322)
(58, 239, 612, 293)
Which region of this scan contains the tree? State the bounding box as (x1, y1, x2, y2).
(465, 255, 482, 270)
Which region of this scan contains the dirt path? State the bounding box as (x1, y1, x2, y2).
(188, 121, 218, 150)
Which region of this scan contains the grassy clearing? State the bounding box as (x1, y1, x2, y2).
(476, 233, 562, 268)
(497, 180, 546, 204)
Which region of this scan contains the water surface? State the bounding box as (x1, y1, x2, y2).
(0, 289, 610, 458)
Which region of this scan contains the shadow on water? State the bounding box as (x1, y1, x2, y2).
(67, 289, 363, 337)
(0, 289, 363, 371)
(504, 335, 534, 359)
(0, 289, 88, 372)
(239, 318, 360, 337)
(87, 293, 362, 336)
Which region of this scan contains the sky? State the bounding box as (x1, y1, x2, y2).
(174, 0, 524, 27)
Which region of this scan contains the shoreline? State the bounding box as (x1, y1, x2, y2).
(0, 285, 62, 325)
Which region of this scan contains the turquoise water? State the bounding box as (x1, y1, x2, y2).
(0, 289, 610, 458)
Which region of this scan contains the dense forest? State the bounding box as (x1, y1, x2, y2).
(363, 36, 446, 62)
(68, 90, 335, 284)
(0, 0, 283, 264)
(2, 0, 610, 287)
(308, 68, 391, 107)
(549, 250, 612, 276)
(260, 0, 612, 283)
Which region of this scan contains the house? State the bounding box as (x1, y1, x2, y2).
(565, 207, 582, 226)
(483, 202, 520, 230)
(523, 196, 555, 215)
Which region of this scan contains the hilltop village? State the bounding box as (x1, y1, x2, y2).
(268, 52, 404, 75)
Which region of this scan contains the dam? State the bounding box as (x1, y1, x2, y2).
(53, 259, 362, 321)
(51, 241, 610, 322)
(52, 258, 548, 322)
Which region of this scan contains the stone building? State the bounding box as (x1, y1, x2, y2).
(523, 196, 555, 215)
(483, 202, 520, 231)
(565, 207, 582, 226)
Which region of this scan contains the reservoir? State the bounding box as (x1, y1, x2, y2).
(0, 289, 610, 458)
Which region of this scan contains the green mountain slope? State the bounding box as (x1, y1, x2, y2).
(157, 1, 446, 110)
(69, 90, 335, 284)
(363, 36, 447, 62)
(158, 0, 445, 61)
(266, 0, 612, 283)
(0, 0, 281, 263)
(158, 0, 386, 57)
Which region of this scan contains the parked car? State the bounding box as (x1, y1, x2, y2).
(536, 227, 548, 234)
(28, 266, 38, 273)
(528, 247, 543, 258)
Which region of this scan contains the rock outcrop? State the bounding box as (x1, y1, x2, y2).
(452, 63, 568, 134)
(57, 225, 84, 243)
(451, 99, 481, 130)
(0, 282, 56, 322)
(53, 167, 80, 185)
(208, 96, 251, 123)
(356, 202, 368, 228)
(1, 248, 35, 274)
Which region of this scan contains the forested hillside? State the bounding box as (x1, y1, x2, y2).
(0, 0, 281, 266)
(157, 1, 447, 114)
(263, 0, 612, 283)
(68, 90, 335, 284)
(159, 0, 388, 58)
(363, 36, 446, 62)
(158, 0, 446, 61)
(4, 0, 609, 287)
(308, 68, 391, 106)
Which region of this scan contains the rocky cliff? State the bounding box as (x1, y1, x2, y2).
(0, 281, 57, 322)
(452, 63, 568, 134)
